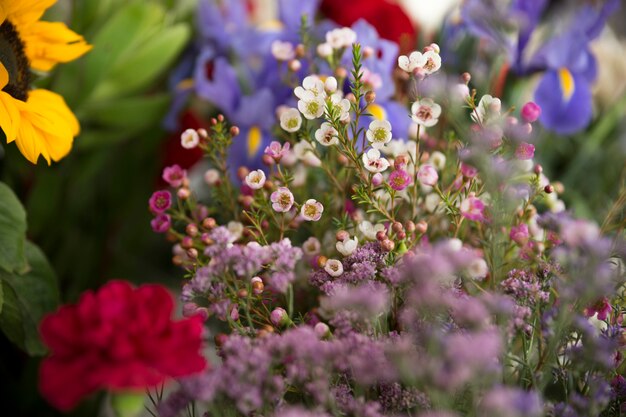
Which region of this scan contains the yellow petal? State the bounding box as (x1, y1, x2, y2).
(5, 0, 56, 28)
(21, 21, 92, 72)
(12, 88, 78, 164)
(0, 62, 9, 90)
(0, 91, 21, 142)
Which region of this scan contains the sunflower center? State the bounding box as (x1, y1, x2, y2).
(0, 20, 30, 101)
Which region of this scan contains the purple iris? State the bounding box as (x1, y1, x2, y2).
(462, 0, 619, 134)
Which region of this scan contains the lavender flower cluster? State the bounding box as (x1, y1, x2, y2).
(147, 1, 626, 416)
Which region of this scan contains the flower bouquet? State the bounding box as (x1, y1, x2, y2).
(7, 0, 625, 416)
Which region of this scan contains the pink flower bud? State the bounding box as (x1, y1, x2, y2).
(521, 102, 541, 123)
(270, 307, 290, 327)
(371, 172, 384, 187)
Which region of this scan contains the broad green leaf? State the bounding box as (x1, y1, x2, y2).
(0, 242, 59, 355)
(92, 24, 190, 100)
(81, 94, 171, 129)
(0, 182, 27, 273)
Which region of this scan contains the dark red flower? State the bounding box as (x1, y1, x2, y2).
(320, 0, 417, 52)
(39, 280, 207, 411)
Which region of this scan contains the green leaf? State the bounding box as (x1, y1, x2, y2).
(0, 242, 59, 355)
(0, 182, 27, 273)
(0, 283, 4, 315)
(92, 23, 190, 99)
(81, 94, 171, 129)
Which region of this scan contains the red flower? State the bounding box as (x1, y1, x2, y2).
(39, 280, 207, 411)
(320, 0, 417, 52)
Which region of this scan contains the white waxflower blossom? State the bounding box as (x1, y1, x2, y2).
(244, 169, 266, 190)
(471, 94, 502, 124)
(467, 258, 489, 280)
(271, 40, 295, 61)
(317, 42, 333, 58)
(294, 76, 326, 99)
(315, 122, 340, 146)
(302, 237, 321, 257)
(298, 91, 326, 119)
(324, 259, 344, 277)
(181, 128, 200, 149)
(421, 50, 442, 74)
(362, 148, 390, 173)
(336, 236, 358, 257)
(204, 168, 220, 185)
(279, 108, 302, 132)
(301, 199, 324, 221)
(429, 151, 447, 171)
(359, 220, 385, 240)
(327, 92, 351, 122)
(293, 140, 322, 166)
(411, 98, 442, 127)
(398, 51, 426, 72)
(366, 119, 392, 149)
(325, 27, 357, 49)
(227, 221, 244, 243)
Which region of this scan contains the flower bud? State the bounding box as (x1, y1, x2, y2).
(172, 255, 183, 266)
(381, 239, 395, 252)
(376, 230, 387, 241)
(186, 248, 198, 259)
(177, 188, 191, 200)
(181, 236, 194, 249)
(363, 46, 374, 58)
(251, 276, 264, 295)
(262, 154, 275, 166)
(461, 72, 471, 84)
(372, 172, 384, 186)
(230, 305, 239, 321)
(217, 114, 224, 122)
(365, 90, 376, 104)
(317, 255, 328, 268)
(201, 233, 214, 245)
(392, 221, 404, 234)
(197, 128, 208, 139)
(270, 307, 290, 327)
(394, 155, 409, 169)
(324, 76, 338, 93)
(186, 223, 198, 237)
(405, 221, 416, 233)
(237, 167, 250, 181)
(521, 101, 541, 123)
(338, 154, 349, 166)
(237, 288, 249, 298)
(289, 59, 301, 72)
(334, 67, 348, 79)
(314, 322, 331, 339)
(552, 181, 564, 194)
(534, 164, 543, 175)
(295, 43, 305, 58)
(230, 126, 240, 136)
(416, 220, 428, 234)
(202, 217, 217, 229)
(544, 184, 554, 194)
(336, 230, 349, 241)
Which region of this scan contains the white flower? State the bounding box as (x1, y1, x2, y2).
(204, 168, 220, 185)
(271, 40, 295, 61)
(324, 76, 338, 93)
(315, 122, 340, 146)
(326, 92, 351, 122)
(362, 148, 390, 173)
(294, 75, 326, 99)
(421, 50, 442, 75)
(398, 51, 426, 72)
(359, 220, 386, 240)
(270, 187, 294, 212)
(245, 169, 266, 189)
(467, 258, 489, 280)
(471, 94, 502, 124)
(293, 140, 322, 166)
(417, 164, 438, 186)
(280, 108, 302, 132)
(227, 221, 244, 243)
(301, 199, 324, 221)
(366, 119, 392, 149)
(324, 259, 344, 277)
(317, 42, 333, 58)
(411, 98, 441, 127)
(429, 151, 446, 170)
(336, 236, 358, 257)
(181, 128, 200, 149)
(325, 27, 357, 49)
(298, 91, 325, 120)
(303, 236, 321, 257)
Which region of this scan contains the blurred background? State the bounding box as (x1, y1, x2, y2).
(0, 0, 624, 415)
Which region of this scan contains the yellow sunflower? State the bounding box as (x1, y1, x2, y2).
(0, 0, 91, 164)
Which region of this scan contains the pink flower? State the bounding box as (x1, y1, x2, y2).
(39, 281, 206, 411)
(521, 101, 541, 123)
(460, 192, 486, 222)
(417, 164, 438, 186)
(388, 169, 412, 191)
(515, 142, 535, 160)
(264, 141, 290, 162)
(270, 307, 290, 327)
(162, 164, 187, 188)
(584, 297, 612, 321)
(149, 190, 171, 213)
(460, 163, 478, 178)
(509, 224, 529, 245)
(270, 187, 295, 212)
(151, 214, 171, 233)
